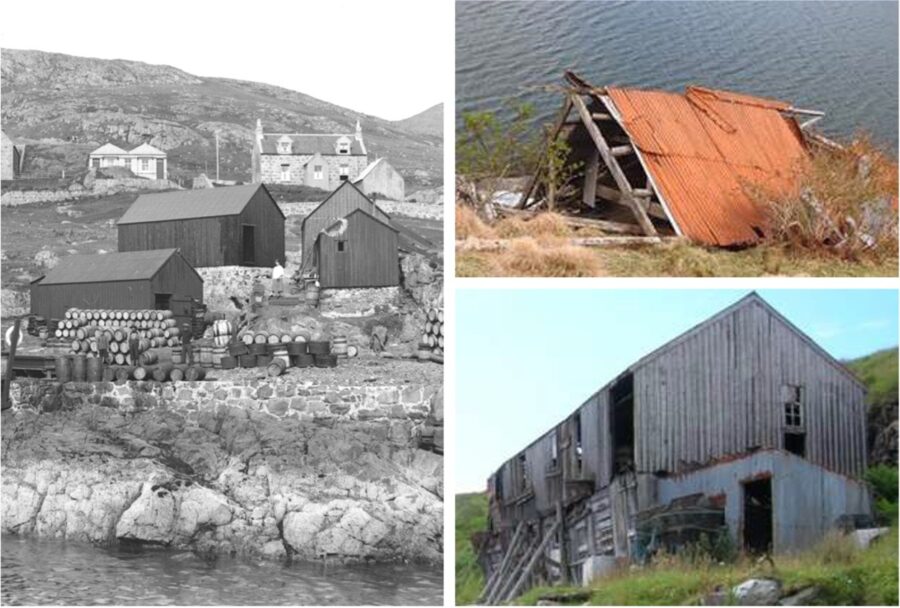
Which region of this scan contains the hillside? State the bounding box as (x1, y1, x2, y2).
(0, 48, 442, 192)
(456, 492, 489, 605)
(847, 347, 899, 466)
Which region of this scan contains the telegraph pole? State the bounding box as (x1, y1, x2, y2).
(215, 131, 220, 182)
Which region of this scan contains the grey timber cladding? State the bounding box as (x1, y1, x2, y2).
(29, 249, 203, 320)
(117, 185, 285, 267)
(301, 181, 392, 264)
(315, 209, 399, 288)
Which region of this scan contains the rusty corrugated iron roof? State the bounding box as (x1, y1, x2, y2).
(605, 86, 809, 246)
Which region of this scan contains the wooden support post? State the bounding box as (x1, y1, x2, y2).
(582, 149, 599, 209)
(2, 319, 21, 411)
(492, 531, 543, 604)
(479, 522, 525, 604)
(569, 93, 658, 236)
(557, 501, 569, 585)
(503, 521, 561, 603)
(518, 97, 573, 209)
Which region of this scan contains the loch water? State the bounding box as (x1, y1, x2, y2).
(0, 535, 442, 605)
(456, 0, 899, 148)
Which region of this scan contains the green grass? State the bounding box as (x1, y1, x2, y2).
(456, 492, 489, 605)
(847, 348, 899, 408)
(514, 527, 898, 606)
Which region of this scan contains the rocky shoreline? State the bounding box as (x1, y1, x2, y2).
(1, 379, 443, 564)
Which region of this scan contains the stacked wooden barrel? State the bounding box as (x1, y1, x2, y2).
(58, 309, 183, 355)
(418, 307, 444, 363)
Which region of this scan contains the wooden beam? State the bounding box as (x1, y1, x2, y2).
(519, 97, 573, 209)
(480, 522, 525, 604)
(582, 149, 599, 209)
(594, 184, 669, 221)
(503, 521, 561, 603)
(610, 145, 633, 157)
(456, 236, 679, 252)
(591, 112, 613, 121)
(494, 531, 543, 604)
(496, 207, 644, 235)
(569, 93, 658, 235)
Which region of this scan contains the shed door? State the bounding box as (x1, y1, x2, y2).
(242, 225, 256, 265)
(156, 160, 164, 179)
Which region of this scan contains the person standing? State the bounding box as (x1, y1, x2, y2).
(97, 331, 110, 365)
(128, 331, 141, 366)
(182, 323, 194, 366)
(271, 260, 285, 297)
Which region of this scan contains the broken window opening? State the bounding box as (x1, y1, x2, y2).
(550, 431, 559, 470)
(495, 473, 504, 502)
(611, 373, 635, 475)
(572, 413, 583, 476)
(784, 431, 806, 457)
(516, 453, 529, 495)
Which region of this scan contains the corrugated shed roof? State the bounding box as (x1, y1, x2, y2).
(118, 184, 265, 224)
(90, 143, 128, 156)
(39, 249, 182, 284)
(605, 86, 809, 246)
(129, 142, 166, 156)
(260, 133, 365, 156)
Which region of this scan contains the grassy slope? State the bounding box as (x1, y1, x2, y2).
(456, 492, 489, 605)
(847, 347, 899, 408)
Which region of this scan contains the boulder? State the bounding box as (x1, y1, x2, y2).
(733, 578, 782, 606)
(115, 481, 177, 544)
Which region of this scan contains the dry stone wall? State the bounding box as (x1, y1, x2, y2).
(0, 178, 178, 207)
(279, 200, 442, 220)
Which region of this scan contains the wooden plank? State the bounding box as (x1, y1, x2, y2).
(503, 521, 560, 603)
(481, 522, 525, 604)
(582, 149, 599, 209)
(456, 236, 676, 252)
(610, 145, 633, 157)
(519, 97, 573, 209)
(569, 93, 657, 235)
(591, 112, 613, 121)
(493, 532, 543, 604)
(496, 207, 643, 235)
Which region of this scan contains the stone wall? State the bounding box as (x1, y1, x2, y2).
(279, 200, 443, 220)
(196, 266, 272, 314)
(259, 155, 368, 191)
(0, 177, 179, 207)
(8, 378, 440, 428)
(320, 286, 400, 317)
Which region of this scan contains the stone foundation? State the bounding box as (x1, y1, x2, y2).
(319, 286, 401, 317)
(0, 178, 179, 207)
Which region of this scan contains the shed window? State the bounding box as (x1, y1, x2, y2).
(783, 385, 803, 427)
(337, 241, 345, 253)
(314, 165, 323, 180)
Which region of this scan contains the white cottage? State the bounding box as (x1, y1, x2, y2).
(88, 142, 168, 179)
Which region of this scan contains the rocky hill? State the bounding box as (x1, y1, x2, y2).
(847, 347, 899, 467)
(1, 48, 442, 192)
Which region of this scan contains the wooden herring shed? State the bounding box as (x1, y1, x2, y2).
(516, 71, 826, 247)
(117, 184, 285, 267)
(313, 209, 399, 288)
(301, 181, 400, 287)
(30, 249, 203, 326)
(478, 293, 871, 603)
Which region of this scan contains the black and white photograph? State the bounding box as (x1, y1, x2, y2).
(0, 0, 445, 604)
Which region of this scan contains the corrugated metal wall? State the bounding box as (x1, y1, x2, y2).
(657, 450, 871, 553)
(301, 183, 391, 264)
(634, 298, 866, 478)
(315, 212, 399, 288)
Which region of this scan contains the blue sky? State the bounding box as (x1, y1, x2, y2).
(455, 288, 898, 493)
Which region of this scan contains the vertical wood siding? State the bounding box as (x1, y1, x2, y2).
(238, 188, 286, 267)
(633, 299, 866, 478)
(301, 183, 391, 263)
(315, 212, 399, 288)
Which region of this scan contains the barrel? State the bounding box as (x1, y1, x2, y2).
(267, 358, 287, 377)
(132, 366, 150, 380)
(256, 354, 273, 368)
(152, 363, 174, 382)
(213, 319, 232, 337)
(250, 343, 268, 356)
(102, 365, 118, 382)
(272, 347, 290, 366)
(220, 356, 237, 370)
(171, 346, 183, 364)
(331, 336, 348, 358)
(55, 356, 72, 382)
(307, 341, 330, 355)
(347, 345, 359, 358)
(253, 332, 269, 344)
(305, 283, 320, 307)
(185, 366, 206, 381)
(71, 355, 87, 381)
(86, 357, 103, 382)
(241, 332, 255, 345)
(239, 354, 257, 368)
(212, 346, 227, 369)
(114, 352, 127, 365)
(114, 366, 133, 382)
(292, 354, 314, 368)
(199, 346, 213, 367)
(228, 342, 248, 357)
(279, 333, 292, 344)
(139, 351, 159, 366)
(314, 354, 337, 368)
(266, 333, 280, 345)
(287, 342, 307, 356)
(38, 328, 48, 342)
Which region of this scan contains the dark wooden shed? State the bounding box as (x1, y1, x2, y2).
(301, 180, 391, 266)
(314, 209, 399, 288)
(30, 249, 203, 325)
(117, 184, 285, 267)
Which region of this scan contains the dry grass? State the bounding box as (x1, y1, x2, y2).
(491, 238, 603, 277)
(455, 205, 497, 240)
(760, 134, 898, 261)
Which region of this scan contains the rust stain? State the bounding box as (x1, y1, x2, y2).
(606, 86, 810, 246)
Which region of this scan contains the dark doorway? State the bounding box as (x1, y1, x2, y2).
(242, 225, 256, 265)
(154, 293, 171, 310)
(743, 478, 773, 554)
(784, 432, 806, 457)
(611, 373, 635, 474)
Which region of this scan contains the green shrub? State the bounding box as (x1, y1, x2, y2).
(865, 465, 899, 522)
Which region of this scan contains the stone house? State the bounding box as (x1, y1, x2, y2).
(251, 119, 368, 190)
(353, 158, 405, 201)
(1, 130, 25, 180)
(88, 141, 168, 179)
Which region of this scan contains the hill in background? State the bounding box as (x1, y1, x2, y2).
(1, 48, 442, 193)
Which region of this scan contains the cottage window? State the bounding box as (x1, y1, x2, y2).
(141, 158, 150, 171)
(314, 165, 323, 180)
(277, 136, 293, 154)
(339, 165, 350, 181)
(280, 164, 291, 182)
(336, 137, 351, 155)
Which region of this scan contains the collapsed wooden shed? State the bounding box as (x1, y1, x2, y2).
(118, 184, 285, 267)
(477, 293, 872, 602)
(30, 249, 203, 326)
(519, 71, 825, 247)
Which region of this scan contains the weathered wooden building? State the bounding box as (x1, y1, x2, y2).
(118, 184, 285, 267)
(479, 293, 872, 601)
(313, 209, 399, 288)
(30, 249, 203, 325)
(300, 182, 400, 287)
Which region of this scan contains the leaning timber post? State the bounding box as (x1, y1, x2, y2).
(2, 318, 22, 411)
(519, 97, 573, 209)
(505, 521, 561, 603)
(480, 521, 524, 603)
(583, 148, 599, 208)
(494, 528, 543, 604)
(568, 92, 658, 236)
(557, 500, 569, 585)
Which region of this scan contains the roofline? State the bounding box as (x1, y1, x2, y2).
(257, 183, 286, 220)
(38, 249, 184, 286)
(147, 248, 205, 286)
(300, 180, 389, 232)
(117, 184, 283, 224)
(344, 207, 399, 233)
